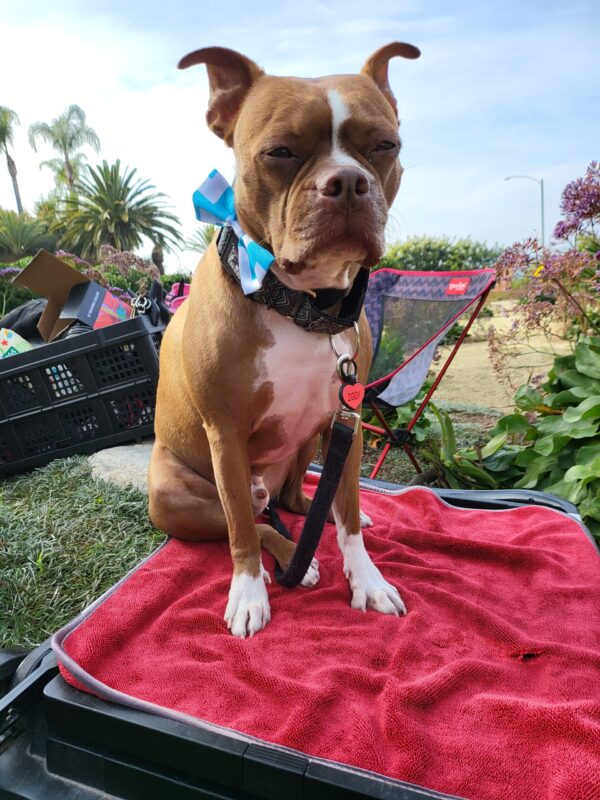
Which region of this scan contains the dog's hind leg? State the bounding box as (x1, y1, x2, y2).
(148, 440, 228, 540)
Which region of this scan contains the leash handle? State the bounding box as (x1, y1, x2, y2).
(270, 414, 358, 588)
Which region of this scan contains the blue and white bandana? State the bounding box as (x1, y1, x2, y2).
(193, 170, 275, 295)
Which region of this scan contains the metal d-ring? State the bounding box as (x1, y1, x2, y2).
(330, 321, 360, 361)
(336, 353, 357, 380)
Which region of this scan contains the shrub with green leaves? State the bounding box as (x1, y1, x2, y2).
(160, 272, 192, 293)
(363, 379, 433, 447)
(428, 338, 600, 539)
(0, 258, 36, 317)
(380, 236, 501, 272)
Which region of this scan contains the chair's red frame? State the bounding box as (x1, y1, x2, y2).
(363, 267, 496, 479)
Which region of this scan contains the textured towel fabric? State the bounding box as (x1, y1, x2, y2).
(58, 482, 600, 800)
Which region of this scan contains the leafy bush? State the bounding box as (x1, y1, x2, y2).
(80, 245, 160, 299)
(380, 236, 501, 272)
(160, 272, 192, 293)
(0, 259, 36, 318)
(363, 380, 433, 448)
(0, 245, 164, 319)
(368, 328, 406, 383)
(427, 338, 600, 540)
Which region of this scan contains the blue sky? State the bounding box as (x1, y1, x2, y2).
(1, 1, 598, 271)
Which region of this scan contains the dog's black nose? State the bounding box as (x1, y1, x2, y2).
(319, 168, 369, 199)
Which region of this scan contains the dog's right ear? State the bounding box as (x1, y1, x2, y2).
(179, 47, 264, 144)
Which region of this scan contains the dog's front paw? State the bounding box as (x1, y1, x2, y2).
(359, 510, 373, 528)
(225, 567, 271, 638)
(339, 532, 406, 616)
(300, 557, 320, 587)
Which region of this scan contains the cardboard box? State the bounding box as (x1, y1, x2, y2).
(13, 249, 132, 341)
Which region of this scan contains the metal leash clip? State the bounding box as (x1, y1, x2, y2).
(331, 408, 361, 434)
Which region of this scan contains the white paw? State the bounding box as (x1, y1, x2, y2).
(225, 567, 271, 638)
(300, 558, 320, 588)
(359, 510, 373, 528)
(338, 531, 406, 616)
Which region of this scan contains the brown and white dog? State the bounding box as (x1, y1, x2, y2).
(148, 42, 420, 637)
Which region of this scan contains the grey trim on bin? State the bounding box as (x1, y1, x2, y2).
(313, 467, 598, 555)
(52, 574, 461, 800)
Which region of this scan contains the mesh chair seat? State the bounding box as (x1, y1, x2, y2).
(363, 267, 496, 477)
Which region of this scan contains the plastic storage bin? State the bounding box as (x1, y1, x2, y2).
(0, 315, 164, 476)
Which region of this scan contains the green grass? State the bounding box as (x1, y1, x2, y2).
(0, 457, 165, 649)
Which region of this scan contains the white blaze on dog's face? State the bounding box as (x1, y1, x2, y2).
(179, 43, 420, 290)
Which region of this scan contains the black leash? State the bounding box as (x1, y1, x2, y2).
(268, 348, 365, 588)
(268, 411, 359, 587)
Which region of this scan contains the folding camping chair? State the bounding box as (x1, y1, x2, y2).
(362, 267, 496, 479)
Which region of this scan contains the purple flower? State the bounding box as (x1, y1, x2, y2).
(55, 250, 91, 267)
(555, 161, 600, 240)
(0, 267, 22, 278)
(553, 219, 577, 240)
(493, 237, 544, 287)
(107, 286, 134, 303)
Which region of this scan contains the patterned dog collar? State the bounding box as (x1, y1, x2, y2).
(216, 226, 369, 335)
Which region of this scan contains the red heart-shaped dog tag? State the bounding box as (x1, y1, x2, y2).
(340, 381, 365, 410)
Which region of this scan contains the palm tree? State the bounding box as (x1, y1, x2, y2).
(0, 106, 24, 213)
(59, 160, 184, 259)
(34, 191, 67, 245)
(0, 209, 56, 260)
(28, 104, 100, 191)
(186, 224, 217, 254)
(39, 152, 88, 193)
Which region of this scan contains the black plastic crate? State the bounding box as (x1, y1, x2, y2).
(0, 315, 164, 476)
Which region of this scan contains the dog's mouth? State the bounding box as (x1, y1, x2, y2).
(273, 230, 382, 292)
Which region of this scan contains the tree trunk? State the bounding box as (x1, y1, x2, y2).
(6, 151, 24, 214)
(64, 151, 75, 190)
(151, 243, 165, 275)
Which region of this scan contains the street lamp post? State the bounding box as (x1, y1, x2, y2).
(504, 174, 545, 246)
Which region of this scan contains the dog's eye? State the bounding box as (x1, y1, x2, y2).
(267, 147, 295, 158)
(373, 141, 398, 152)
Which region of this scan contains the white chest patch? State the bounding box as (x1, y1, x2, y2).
(253, 309, 352, 465)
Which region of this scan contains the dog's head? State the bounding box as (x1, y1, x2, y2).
(180, 43, 420, 291)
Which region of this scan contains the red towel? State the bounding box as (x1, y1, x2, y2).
(57, 482, 600, 800)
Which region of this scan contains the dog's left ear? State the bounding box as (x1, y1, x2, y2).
(179, 46, 264, 144)
(361, 42, 420, 118)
